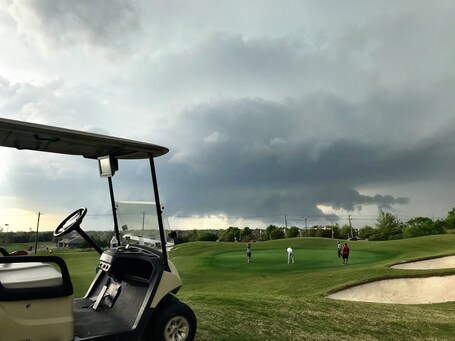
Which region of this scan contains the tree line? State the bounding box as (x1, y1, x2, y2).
(4, 208, 455, 246)
(175, 208, 455, 243)
(0, 230, 115, 248)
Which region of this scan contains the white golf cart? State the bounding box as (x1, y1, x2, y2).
(0, 118, 196, 341)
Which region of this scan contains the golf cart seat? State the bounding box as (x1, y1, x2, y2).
(0, 255, 74, 341)
(0, 262, 63, 289)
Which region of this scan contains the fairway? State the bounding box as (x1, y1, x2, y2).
(47, 235, 455, 340)
(169, 235, 455, 340)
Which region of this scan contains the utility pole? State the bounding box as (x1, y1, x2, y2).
(327, 218, 335, 239)
(34, 212, 41, 255)
(348, 215, 353, 239)
(5, 224, 9, 246)
(303, 217, 308, 229)
(284, 214, 288, 236)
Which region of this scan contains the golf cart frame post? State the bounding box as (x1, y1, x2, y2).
(149, 156, 170, 269)
(107, 176, 121, 248)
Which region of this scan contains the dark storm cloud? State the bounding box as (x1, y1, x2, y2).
(127, 32, 339, 109)
(156, 92, 455, 221)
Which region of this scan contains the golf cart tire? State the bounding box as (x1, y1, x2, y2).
(147, 295, 196, 341)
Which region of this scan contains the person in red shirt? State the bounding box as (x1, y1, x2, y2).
(342, 243, 350, 265)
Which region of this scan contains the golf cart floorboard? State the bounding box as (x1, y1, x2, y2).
(73, 283, 148, 339)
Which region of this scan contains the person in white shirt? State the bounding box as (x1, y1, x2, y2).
(287, 246, 294, 264)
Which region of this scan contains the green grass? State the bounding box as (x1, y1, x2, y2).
(7, 235, 455, 340)
(55, 250, 101, 295)
(169, 235, 455, 340)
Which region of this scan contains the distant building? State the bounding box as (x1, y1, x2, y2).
(57, 233, 86, 249)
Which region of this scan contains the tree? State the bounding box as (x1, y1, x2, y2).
(339, 224, 351, 240)
(240, 227, 253, 241)
(188, 229, 199, 242)
(173, 235, 190, 244)
(358, 226, 374, 239)
(219, 227, 240, 242)
(432, 219, 446, 234)
(287, 226, 300, 238)
(197, 232, 218, 241)
(262, 225, 279, 240)
(331, 225, 341, 239)
(402, 217, 445, 238)
(270, 228, 285, 240)
(373, 212, 402, 240)
(445, 208, 455, 230)
(402, 217, 433, 238)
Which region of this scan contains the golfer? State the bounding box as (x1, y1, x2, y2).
(287, 246, 294, 264)
(246, 243, 252, 263)
(342, 243, 350, 265)
(337, 241, 341, 258)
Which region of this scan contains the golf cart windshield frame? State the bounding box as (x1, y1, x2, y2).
(0, 118, 171, 268)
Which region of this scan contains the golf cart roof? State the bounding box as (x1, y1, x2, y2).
(0, 118, 169, 159)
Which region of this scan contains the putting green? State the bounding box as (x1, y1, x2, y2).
(211, 248, 390, 272)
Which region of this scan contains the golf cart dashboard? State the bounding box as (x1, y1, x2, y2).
(99, 245, 162, 286)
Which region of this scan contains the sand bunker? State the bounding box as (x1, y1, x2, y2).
(391, 255, 455, 270)
(328, 256, 455, 304)
(328, 275, 455, 304)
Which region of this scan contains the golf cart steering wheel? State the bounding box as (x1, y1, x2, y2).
(0, 247, 9, 256)
(54, 207, 87, 237)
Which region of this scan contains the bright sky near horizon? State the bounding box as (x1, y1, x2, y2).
(1, 1, 455, 232)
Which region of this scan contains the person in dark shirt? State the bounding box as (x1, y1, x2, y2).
(246, 243, 252, 263)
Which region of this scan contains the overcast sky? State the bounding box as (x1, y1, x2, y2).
(1, 0, 455, 231)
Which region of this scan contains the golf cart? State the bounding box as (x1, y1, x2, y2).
(0, 118, 196, 341)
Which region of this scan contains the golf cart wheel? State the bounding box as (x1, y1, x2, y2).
(148, 296, 196, 341)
